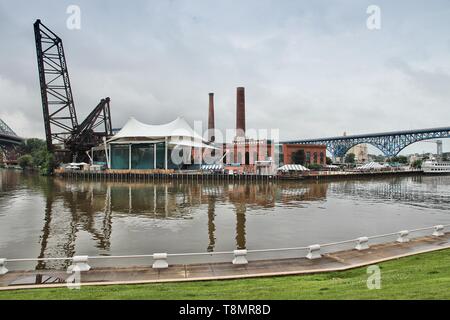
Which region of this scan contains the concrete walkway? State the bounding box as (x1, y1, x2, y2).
(1, 233, 449, 291)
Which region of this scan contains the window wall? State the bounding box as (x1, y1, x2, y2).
(110, 142, 167, 170)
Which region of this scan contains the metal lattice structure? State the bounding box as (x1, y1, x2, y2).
(0, 118, 23, 164)
(0, 118, 22, 146)
(282, 127, 450, 158)
(34, 19, 112, 161)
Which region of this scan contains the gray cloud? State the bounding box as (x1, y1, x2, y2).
(1, 0, 450, 154)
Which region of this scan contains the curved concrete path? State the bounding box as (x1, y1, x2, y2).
(1, 233, 449, 291)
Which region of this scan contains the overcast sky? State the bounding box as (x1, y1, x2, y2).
(1, 0, 450, 154)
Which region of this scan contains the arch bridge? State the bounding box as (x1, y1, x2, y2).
(282, 127, 450, 158)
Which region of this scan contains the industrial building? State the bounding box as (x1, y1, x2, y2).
(92, 86, 325, 174)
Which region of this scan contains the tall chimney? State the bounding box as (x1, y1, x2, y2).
(208, 93, 215, 142)
(236, 87, 246, 137)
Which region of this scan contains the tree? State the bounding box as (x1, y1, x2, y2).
(326, 157, 332, 165)
(397, 156, 408, 164)
(291, 150, 306, 165)
(345, 153, 356, 164)
(308, 163, 322, 171)
(17, 138, 56, 175)
(18, 154, 33, 169)
(411, 160, 422, 169)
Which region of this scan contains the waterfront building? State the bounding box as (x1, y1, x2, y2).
(106, 117, 214, 170)
(280, 144, 327, 166)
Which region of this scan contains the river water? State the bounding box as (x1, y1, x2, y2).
(1, 169, 449, 269)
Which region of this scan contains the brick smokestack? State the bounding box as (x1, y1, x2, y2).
(208, 93, 215, 142)
(236, 87, 246, 137)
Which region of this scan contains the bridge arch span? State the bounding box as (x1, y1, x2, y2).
(282, 126, 450, 158)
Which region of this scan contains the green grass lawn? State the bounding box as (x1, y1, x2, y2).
(1, 249, 450, 300)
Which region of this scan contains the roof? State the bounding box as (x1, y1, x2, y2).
(201, 164, 224, 170)
(277, 164, 310, 172)
(356, 162, 385, 170)
(108, 117, 214, 148)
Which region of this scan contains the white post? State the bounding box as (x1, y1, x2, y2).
(355, 237, 369, 251)
(433, 225, 444, 237)
(152, 253, 168, 269)
(68, 256, 91, 272)
(164, 137, 168, 170)
(306, 244, 321, 260)
(396, 230, 410, 243)
(106, 142, 111, 169)
(232, 250, 248, 265)
(0, 258, 8, 275)
(103, 137, 109, 169)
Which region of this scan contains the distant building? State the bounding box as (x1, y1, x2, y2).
(348, 144, 368, 163)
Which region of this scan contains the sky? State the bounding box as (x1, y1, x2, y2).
(1, 0, 450, 155)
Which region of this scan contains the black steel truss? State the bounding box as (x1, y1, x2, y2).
(34, 20, 112, 161)
(34, 19, 78, 150)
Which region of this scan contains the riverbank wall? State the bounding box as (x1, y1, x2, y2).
(55, 169, 423, 183)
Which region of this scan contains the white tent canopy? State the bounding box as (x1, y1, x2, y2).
(108, 117, 214, 148)
(357, 162, 384, 170)
(277, 164, 310, 172)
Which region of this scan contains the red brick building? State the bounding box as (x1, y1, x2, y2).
(281, 144, 327, 166)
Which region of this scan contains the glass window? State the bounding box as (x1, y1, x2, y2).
(131, 144, 154, 169)
(111, 145, 129, 169)
(237, 153, 242, 164)
(155, 142, 166, 169)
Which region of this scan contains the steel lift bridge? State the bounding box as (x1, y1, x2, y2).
(282, 127, 450, 158)
(0, 118, 23, 164)
(34, 20, 112, 162)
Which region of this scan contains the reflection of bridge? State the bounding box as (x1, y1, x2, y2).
(282, 127, 450, 158)
(0, 119, 23, 164)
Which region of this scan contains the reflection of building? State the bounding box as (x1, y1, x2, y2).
(31, 176, 329, 266)
(348, 144, 368, 163)
(280, 144, 327, 166)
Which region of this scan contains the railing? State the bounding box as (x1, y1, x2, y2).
(0, 224, 448, 275)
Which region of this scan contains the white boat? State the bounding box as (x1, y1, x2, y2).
(422, 157, 450, 174)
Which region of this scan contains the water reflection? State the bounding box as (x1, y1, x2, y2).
(328, 176, 450, 210)
(1, 169, 450, 270)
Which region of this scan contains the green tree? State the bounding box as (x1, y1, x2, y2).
(307, 163, 322, 170)
(17, 138, 56, 175)
(345, 153, 356, 164)
(326, 157, 332, 165)
(397, 156, 408, 164)
(411, 160, 423, 169)
(18, 154, 33, 169)
(291, 150, 306, 165)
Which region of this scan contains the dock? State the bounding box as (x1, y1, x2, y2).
(55, 169, 424, 183)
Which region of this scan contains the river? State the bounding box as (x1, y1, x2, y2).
(1, 169, 449, 269)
